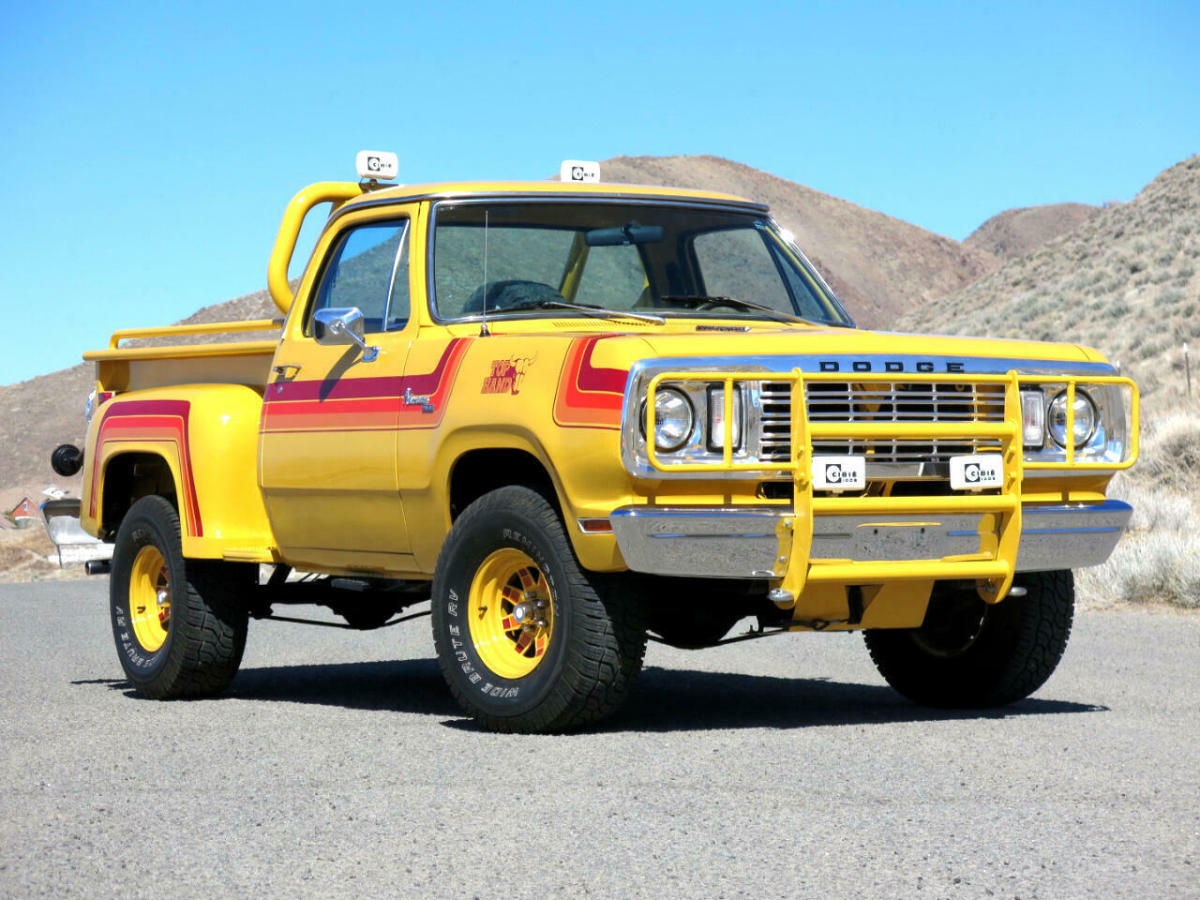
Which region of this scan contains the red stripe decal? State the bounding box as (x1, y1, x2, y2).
(90, 400, 203, 537)
(553, 336, 629, 429)
(261, 338, 470, 433)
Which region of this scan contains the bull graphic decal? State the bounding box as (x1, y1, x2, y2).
(481, 356, 535, 395)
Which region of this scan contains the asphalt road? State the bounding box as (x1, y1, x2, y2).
(1, 580, 1197, 899)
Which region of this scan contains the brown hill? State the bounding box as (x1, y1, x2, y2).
(965, 202, 1101, 260)
(897, 155, 1200, 408)
(600, 155, 1001, 327)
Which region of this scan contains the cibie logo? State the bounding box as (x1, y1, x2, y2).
(964, 461, 999, 483)
(949, 454, 1003, 490)
(811, 455, 866, 491)
(365, 155, 383, 173)
(570, 166, 585, 181)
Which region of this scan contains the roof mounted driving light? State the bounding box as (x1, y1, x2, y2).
(560, 160, 601, 183)
(356, 150, 399, 182)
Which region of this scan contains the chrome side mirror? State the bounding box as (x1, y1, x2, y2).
(313, 307, 379, 362)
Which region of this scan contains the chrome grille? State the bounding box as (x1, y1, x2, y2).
(758, 381, 1006, 465)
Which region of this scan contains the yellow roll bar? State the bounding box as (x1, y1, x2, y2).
(266, 181, 365, 315)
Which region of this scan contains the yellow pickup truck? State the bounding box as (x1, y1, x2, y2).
(53, 155, 1139, 733)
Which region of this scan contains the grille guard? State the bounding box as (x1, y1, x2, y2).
(632, 369, 1139, 601)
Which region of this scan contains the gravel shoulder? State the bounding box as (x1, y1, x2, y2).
(1, 580, 1197, 899)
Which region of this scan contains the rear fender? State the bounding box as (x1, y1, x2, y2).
(82, 384, 276, 560)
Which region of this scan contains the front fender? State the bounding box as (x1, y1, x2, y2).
(406, 425, 629, 574)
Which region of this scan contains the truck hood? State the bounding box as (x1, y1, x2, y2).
(574, 323, 1114, 377)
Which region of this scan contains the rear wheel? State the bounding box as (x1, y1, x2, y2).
(110, 496, 252, 698)
(864, 570, 1074, 707)
(431, 486, 646, 733)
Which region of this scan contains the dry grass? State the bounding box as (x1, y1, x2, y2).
(1076, 412, 1200, 610)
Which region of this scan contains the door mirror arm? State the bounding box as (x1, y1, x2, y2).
(313, 307, 379, 362)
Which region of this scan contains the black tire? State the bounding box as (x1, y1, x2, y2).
(431, 486, 647, 733)
(863, 570, 1075, 708)
(110, 495, 252, 699)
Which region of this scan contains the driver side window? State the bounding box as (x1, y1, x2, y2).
(310, 220, 410, 334)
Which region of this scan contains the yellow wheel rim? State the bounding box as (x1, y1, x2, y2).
(129, 545, 171, 653)
(467, 548, 555, 680)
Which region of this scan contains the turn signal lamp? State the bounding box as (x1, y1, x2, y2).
(707, 387, 744, 451)
(1020, 389, 1045, 448)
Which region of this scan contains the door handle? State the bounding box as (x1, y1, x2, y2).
(271, 363, 302, 393)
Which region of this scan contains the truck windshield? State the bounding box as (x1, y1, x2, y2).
(431, 201, 853, 326)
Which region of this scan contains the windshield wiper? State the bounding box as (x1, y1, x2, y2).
(499, 299, 665, 325)
(658, 295, 812, 325)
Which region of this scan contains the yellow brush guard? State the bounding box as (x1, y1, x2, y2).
(644, 370, 1139, 604)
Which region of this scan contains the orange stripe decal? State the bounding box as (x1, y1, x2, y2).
(553, 336, 629, 429)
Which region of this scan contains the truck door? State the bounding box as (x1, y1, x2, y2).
(260, 207, 418, 572)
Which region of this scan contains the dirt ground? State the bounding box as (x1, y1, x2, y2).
(0, 524, 86, 583)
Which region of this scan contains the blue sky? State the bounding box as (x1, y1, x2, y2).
(2, 0, 1197, 386)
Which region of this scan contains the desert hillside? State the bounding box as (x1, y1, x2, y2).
(601, 155, 1000, 327)
(898, 155, 1200, 406)
(965, 202, 1101, 260)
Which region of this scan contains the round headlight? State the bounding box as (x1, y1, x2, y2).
(646, 388, 694, 452)
(1047, 390, 1097, 449)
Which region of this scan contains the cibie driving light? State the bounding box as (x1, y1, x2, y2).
(644, 388, 694, 452)
(1020, 389, 1045, 448)
(1047, 389, 1097, 449)
(355, 150, 399, 181)
(707, 386, 743, 450)
(560, 159, 601, 183)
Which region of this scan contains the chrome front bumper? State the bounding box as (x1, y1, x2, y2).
(608, 499, 1132, 579)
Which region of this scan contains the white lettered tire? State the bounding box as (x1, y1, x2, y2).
(431, 486, 646, 733)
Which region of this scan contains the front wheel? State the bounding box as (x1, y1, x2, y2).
(864, 570, 1075, 708)
(431, 486, 647, 733)
(110, 495, 253, 698)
